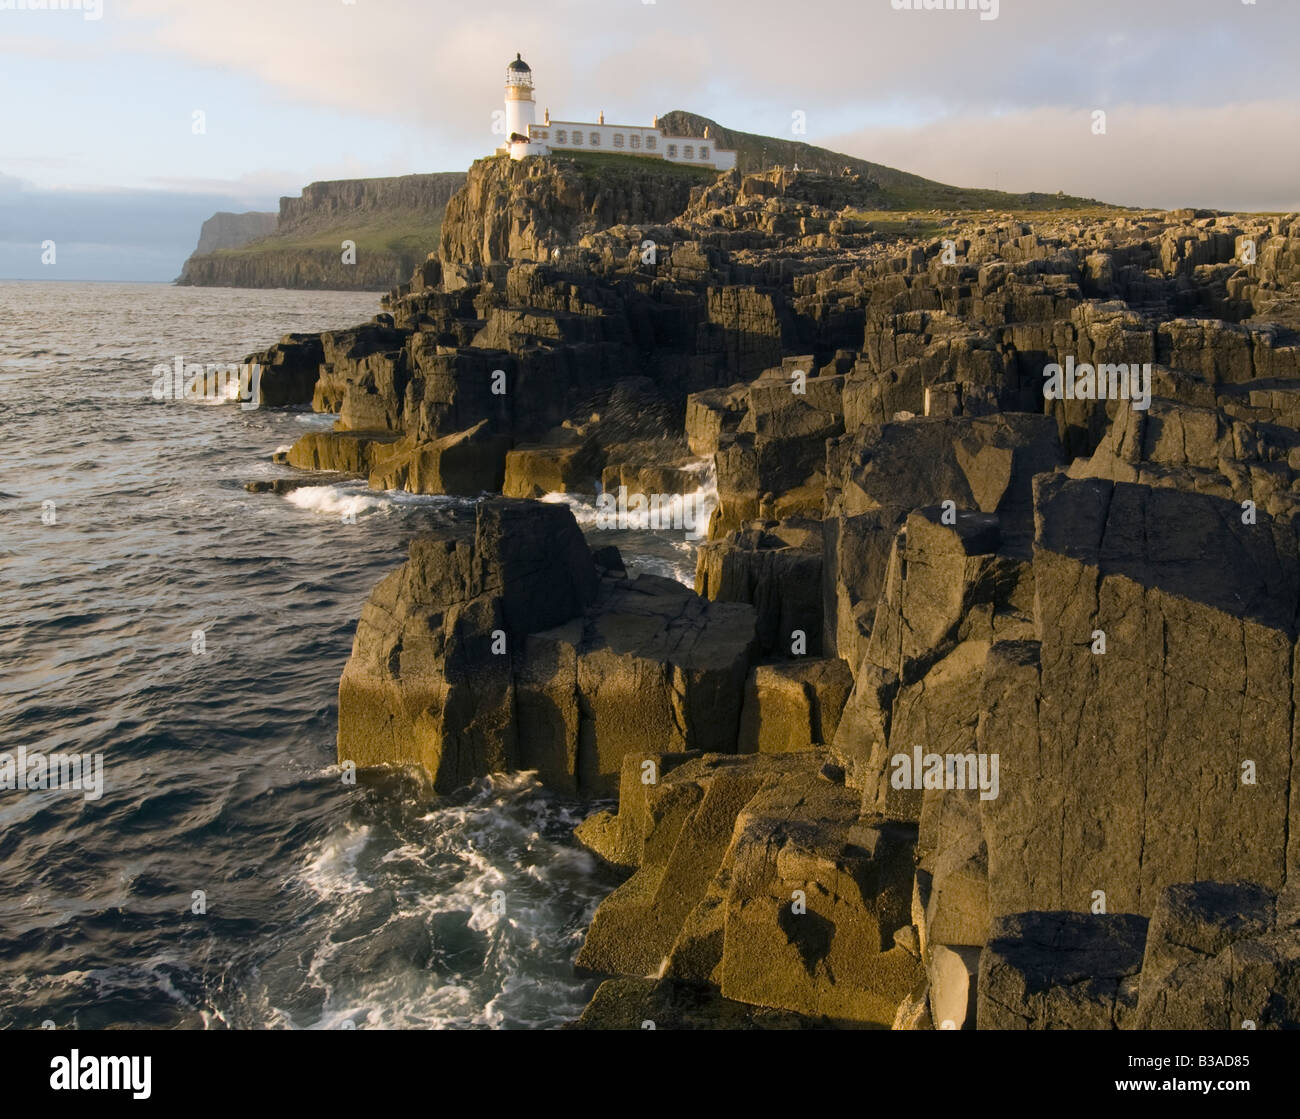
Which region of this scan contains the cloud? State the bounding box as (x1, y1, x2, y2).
(822, 100, 1300, 212)
(105, 0, 1300, 147)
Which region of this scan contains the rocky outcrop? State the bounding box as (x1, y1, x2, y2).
(229, 130, 1300, 1029)
(1133, 881, 1300, 1030)
(337, 499, 598, 792)
(337, 499, 756, 797)
(438, 155, 705, 276)
(978, 881, 1300, 1030)
(243, 333, 323, 407)
(977, 912, 1148, 1030)
(574, 749, 921, 1025)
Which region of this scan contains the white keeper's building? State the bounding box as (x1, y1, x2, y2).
(499, 53, 738, 172)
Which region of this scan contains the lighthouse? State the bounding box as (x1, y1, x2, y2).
(504, 53, 536, 143)
(497, 53, 738, 170)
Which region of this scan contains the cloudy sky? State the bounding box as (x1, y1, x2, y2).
(3, 0, 1297, 280)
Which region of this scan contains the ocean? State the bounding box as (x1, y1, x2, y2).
(0, 281, 702, 1030)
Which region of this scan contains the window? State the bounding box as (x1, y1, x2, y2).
(535, 130, 548, 140)
(572, 130, 582, 144)
(667, 144, 677, 157)
(590, 131, 600, 146)
(613, 132, 624, 148)
(645, 135, 656, 150)
(629, 133, 641, 149)
(683, 145, 694, 159)
(699, 145, 709, 159)
(556, 129, 567, 143)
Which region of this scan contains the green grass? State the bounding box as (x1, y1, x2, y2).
(556, 148, 719, 181)
(210, 213, 441, 260)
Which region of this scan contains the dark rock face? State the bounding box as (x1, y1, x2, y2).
(987, 477, 1300, 917)
(438, 156, 703, 274)
(978, 912, 1149, 1030)
(240, 148, 1300, 1028)
(337, 499, 598, 791)
(696, 517, 824, 658)
(1134, 881, 1300, 1030)
(979, 881, 1300, 1030)
(574, 749, 921, 1025)
(337, 499, 755, 797)
(243, 333, 323, 407)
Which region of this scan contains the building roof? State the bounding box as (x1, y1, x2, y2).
(507, 53, 531, 73)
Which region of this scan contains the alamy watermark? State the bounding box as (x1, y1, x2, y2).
(890, 745, 1000, 801)
(1043, 357, 1151, 412)
(0, 0, 102, 19)
(0, 747, 104, 801)
(50, 1051, 150, 1099)
(890, 0, 999, 21)
(152, 357, 261, 410)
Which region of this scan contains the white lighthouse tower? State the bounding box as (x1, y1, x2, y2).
(502, 54, 551, 159)
(504, 53, 535, 141)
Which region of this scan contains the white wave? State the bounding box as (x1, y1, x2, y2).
(540, 491, 600, 526)
(284, 485, 386, 520)
(283, 482, 475, 521)
(294, 412, 338, 428)
(278, 771, 611, 1030)
(300, 822, 373, 898)
(540, 464, 718, 542)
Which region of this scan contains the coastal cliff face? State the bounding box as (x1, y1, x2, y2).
(246, 144, 1300, 1029)
(178, 172, 467, 291)
(177, 249, 416, 291)
(437, 153, 711, 274)
(189, 210, 277, 255)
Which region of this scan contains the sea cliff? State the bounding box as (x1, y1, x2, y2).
(178, 172, 467, 291)
(243, 136, 1300, 1029)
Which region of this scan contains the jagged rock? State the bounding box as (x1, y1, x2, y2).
(695, 518, 824, 657)
(977, 911, 1148, 1030)
(439, 155, 704, 272)
(983, 476, 1300, 919)
(832, 506, 1031, 810)
(243, 333, 323, 406)
(369, 422, 511, 496)
(736, 657, 853, 753)
(286, 429, 400, 474)
(518, 575, 756, 796)
(824, 414, 1061, 665)
(1133, 881, 1300, 1030)
(718, 774, 922, 1023)
(337, 499, 597, 791)
(891, 978, 933, 1030)
(705, 370, 844, 535)
(503, 435, 603, 498)
(575, 750, 920, 1026)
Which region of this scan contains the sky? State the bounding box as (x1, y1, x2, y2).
(2, 0, 1298, 281)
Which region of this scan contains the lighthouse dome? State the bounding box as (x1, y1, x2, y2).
(506, 53, 531, 73)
